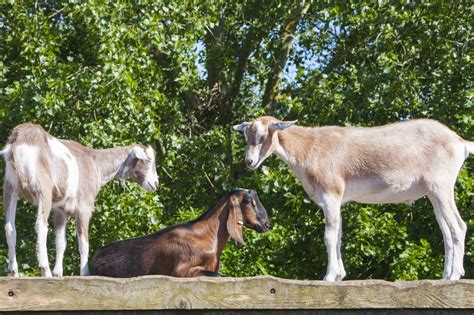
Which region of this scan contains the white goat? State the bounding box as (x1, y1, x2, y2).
(1, 123, 159, 277)
(234, 116, 473, 281)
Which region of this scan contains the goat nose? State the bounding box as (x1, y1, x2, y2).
(265, 222, 271, 229)
(246, 158, 253, 166)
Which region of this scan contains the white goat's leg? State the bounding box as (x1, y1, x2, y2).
(429, 192, 466, 280)
(35, 196, 52, 277)
(336, 219, 346, 281)
(321, 195, 344, 282)
(52, 210, 67, 277)
(76, 210, 92, 276)
(4, 183, 19, 277)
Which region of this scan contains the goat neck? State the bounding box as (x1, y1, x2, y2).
(274, 126, 313, 168)
(195, 195, 234, 258)
(91, 145, 133, 187)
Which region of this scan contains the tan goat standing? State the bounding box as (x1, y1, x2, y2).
(234, 116, 473, 281)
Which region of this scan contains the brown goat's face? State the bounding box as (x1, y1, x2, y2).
(239, 189, 270, 233)
(233, 116, 297, 170)
(126, 146, 159, 191)
(227, 189, 270, 246)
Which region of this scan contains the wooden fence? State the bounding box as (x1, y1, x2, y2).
(1, 276, 473, 312)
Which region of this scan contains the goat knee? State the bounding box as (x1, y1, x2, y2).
(5, 222, 16, 244)
(324, 225, 339, 245)
(5, 222, 14, 235)
(458, 220, 467, 238)
(52, 267, 63, 277)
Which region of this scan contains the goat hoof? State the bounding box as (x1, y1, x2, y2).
(40, 267, 52, 277)
(335, 271, 346, 282)
(447, 272, 462, 281)
(80, 266, 90, 276)
(52, 271, 63, 277)
(7, 271, 19, 277)
(324, 271, 345, 282)
(323, 275, 337, 282)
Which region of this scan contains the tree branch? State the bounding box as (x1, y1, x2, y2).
(140, 32, 199, 110)
(311, 27, 360, 83)
(205, 7, 226, 89)
(219, 23, 261, 125)
(262, 0, 312, 112)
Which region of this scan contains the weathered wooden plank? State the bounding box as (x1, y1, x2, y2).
(0, 276, 473, 311)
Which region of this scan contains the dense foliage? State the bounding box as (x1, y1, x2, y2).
(0, 1, 472, 280)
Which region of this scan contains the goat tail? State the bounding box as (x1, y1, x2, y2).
(4, 144, 31, 190)
(465, 140, 474, 157)
(0, 144, 12, 158)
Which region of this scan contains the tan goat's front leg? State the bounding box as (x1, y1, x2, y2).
(320, 194, 344, 282)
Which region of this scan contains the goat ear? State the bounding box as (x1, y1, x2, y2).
(115, 154, 134, 179)
(233, 122, 249, 132)
(131, 146, 150, 161)
(115, 147, 146, 179)
(227, 197, 245, 246)
(269, 120, 297, 131)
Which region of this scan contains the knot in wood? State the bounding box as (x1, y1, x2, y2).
(174, 296, 192, 309)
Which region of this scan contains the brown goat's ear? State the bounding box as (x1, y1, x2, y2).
(227, 196, 245, 246)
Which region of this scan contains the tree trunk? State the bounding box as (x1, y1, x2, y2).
(262, 0, 312, 113)
(205, 7, 226, 90)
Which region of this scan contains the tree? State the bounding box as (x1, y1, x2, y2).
(0, 0, 472, 280)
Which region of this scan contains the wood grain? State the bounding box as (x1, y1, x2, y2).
(0, 276, 473, 311)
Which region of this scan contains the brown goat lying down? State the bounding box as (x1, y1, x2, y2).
(91, 189, 270, 277)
